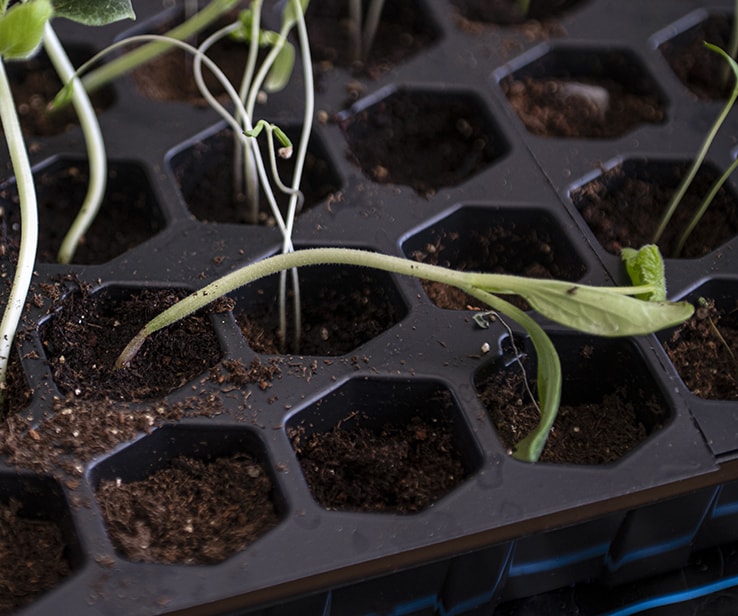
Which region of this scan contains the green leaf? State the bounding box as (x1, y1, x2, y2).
(516, 281, 694, 336)
(468, 290, 561, 463)
(0, 0, 54, 60)
(621, 244, 666, 301)
(51, 0, 134, 26)
(265, 41, 295, 92)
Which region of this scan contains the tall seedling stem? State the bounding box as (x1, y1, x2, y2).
(652, 44, 738, 256)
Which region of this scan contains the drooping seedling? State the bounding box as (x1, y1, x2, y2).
(0, 0, 134, 405)
(114, 245, 693, 463)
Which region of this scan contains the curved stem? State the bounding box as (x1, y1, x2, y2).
(43, 24, 107, 264)
(0, 58, 39, 403)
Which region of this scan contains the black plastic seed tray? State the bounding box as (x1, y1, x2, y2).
(1, 1, 738, 615)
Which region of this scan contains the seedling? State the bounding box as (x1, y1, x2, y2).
(348, 0, 386, 63)
(115, 245, 693, 463)
(0, 0, 134, 404)
(652, 43, 738, 256)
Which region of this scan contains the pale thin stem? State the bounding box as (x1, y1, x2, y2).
(0, 58, 39, 402)
(64, 0, 239, 103)
(653, 44, 738, 248)
(43, 24, 107, 265)
(348, 0, 362, 63)
(362, 0, 385, 61)
(673, 155, 738, 256)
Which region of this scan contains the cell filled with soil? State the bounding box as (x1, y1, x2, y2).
(169, 124, 341, 225)
(3, 45, 115, 137)
(658, 12, 735, 100)
(499, 48, 666, 139)
(340, 87, 509, 195)
(306, 0, 440, 76)
(91, 425, 282, 565)
(401, 204, 587, 310)
(288, 378, 482, 513)
(0, 474, 80, 614)
(569, 159, 738, 259)
(475, 334, 671, 464)
(451, 0, 586, 25)
(0, 159, 166, 265)
(39, 286, 224, 401)
(232, 259, 407, 356)
(660, 279, 738, 401)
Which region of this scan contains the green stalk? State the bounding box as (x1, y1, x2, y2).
(0, 57, 39, 403)
(463, 288, 561, 463)
(652, 43, 738, 249)
(55, 0, 238, 104)
(115, 247, 693, 369)
(43, 23, 107, 264)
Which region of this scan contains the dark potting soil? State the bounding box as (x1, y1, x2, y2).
(171, 127, 339, 225)
(572, 164, 738, 259)
(664, 298, 738, 401)
(291, 413, 467, 513)
(0, 500, 71, 616)
(477, 369, 656, 464)
(0, 162, 165, 265)
(306, 0, 438, 79)
(0, 396, 225, 477)
(410, 225, 583, 311)
(96, 452, 279, 565)
(3, 51, 114, 138)
(40, 287, 224, 400)
(341, 91, 504, 196)
(235, 266, 400, 356)
(451, 0, 583, 25)
(502, 77, 665, 138)
(659, 15, 734, 101)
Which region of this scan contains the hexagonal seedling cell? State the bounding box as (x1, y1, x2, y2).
(123, 4, 251, 104)
(658, 13, 734, 100)
(91, 425, 283, 564)
(0, 474, 82, 613)
(451, 0, 586, 25)
(476, 334, 671, 464)
(660, 279, 738, 401)
(0, 159, 165, 265)
(5, 45, 115, 137)
(401, 204, 587, 310)
(499, 48, 666, 138)
(39, 286, 223, 400)
(570, 159, 738, 259)
(288, 378, 482, 513)
(306, 0, 440, 75)
(232, 259, 407, 356)
(340, 88, 509, 195)
(169, 125, 341, 224)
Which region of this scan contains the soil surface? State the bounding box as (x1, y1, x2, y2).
(3, 51, 113, 138)
(0, 500, 71, 616)
(502, 77, 664, 138)
(572, 163, 738, 259)
(236, 265, 400, 356)
(410, 223, 584, 311)
(659, 15, 734, 100)
(477, 368, 657, 464)
(291, 412, 467, 513)
(172, 127, 339, 225)
(40, 287, 225, 400)
(663, 298, 738, 400)
(341, 91, 505, 195)
(451, 0, 584, 25)
(97, 452, 279, 565)
(0, 162, 164, 265)
(306, 0, 438, 79)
